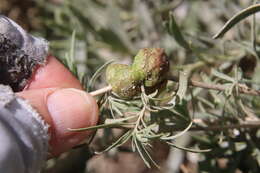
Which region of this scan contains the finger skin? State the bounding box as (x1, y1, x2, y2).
(25, 55, 83, 90)
(17, 56, 99, 156)
(17, 88, 99, 156)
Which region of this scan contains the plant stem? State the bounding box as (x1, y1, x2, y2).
(89, 76, 260, 97)
(168, 76, 260, 96)
(89, 85, 112, 97)
(190, 119, 260, 131)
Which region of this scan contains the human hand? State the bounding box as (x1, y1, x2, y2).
(17, 55, 99, 156)
(0, 15, 98, 157)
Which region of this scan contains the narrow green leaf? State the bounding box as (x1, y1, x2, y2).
(105, 115, 138, 124)
(87, 60, 114, 91)
(169, 70, 189, 105)
(133, 136, 151, 168)
(65, 30, 78, 76)
(161, 121, 193, 140)
(177, 70, 189, 100)
(166, 142, 211, 153)
(165, 12, 191, 50)
(67, 2, 96, 34)
(96, 130, 133, 154)
(214, 4, 260, 39)
(139, 141, 160, 168)
(68, 122, 134, 131)
(133, 136, 160, 168)
(197, 96, 215, 109)
(211, 69, 235, 82)
(69, 30, 76, 69)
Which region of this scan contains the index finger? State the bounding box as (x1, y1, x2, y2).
(25, 55, 83, 90)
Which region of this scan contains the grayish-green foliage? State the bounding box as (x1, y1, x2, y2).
(34, 0, 260, 172)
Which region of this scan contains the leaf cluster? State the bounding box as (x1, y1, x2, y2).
(32, 0, 260, 172)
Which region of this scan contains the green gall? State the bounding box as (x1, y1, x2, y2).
(106, 64, 141, 98)
(132, 48, 169, 88)
(106, 48, 169, 99)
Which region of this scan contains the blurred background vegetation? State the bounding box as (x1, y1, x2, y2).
(1, 0, 260, 172)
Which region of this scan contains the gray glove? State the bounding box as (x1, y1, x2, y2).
(0, 85, 49, 173)
(0, 15, 48, 91)
(0, 16, 49, 173)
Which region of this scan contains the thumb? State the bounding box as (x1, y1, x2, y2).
(17, 88, 99, 156)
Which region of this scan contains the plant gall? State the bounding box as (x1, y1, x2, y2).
(106, 48, 169, 99)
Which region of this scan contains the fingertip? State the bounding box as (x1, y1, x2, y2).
(46, 88, 99, 155)
(18, 88, 99, 155)
(47, 88, 98, 134)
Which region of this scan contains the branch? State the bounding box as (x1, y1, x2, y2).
(100, 119, 260, 131)
(191, 119, 260, 131)
(89, 85, 112, 97)
(168, 76, 260, 96)
(89, 76, 260, 97)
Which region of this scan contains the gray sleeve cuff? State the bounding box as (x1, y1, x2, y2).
(0, 85, 49, 173)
